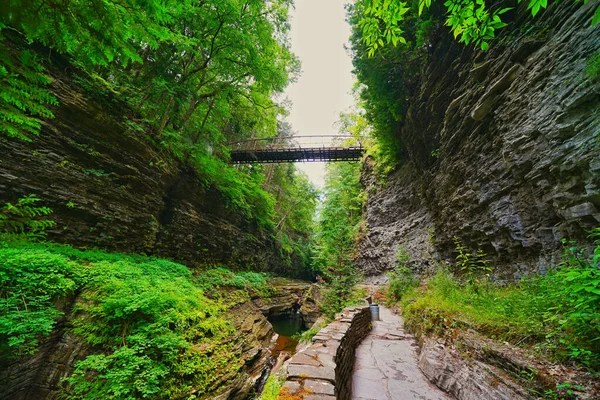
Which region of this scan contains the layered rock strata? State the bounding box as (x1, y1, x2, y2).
(357, 1, 600, 280)
(0, 45, 303, 277)
(418, 331, 599, 399)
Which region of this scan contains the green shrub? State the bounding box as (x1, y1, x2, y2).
(400, 228, 600, 369)
(541, 228, 600, 367)
(387, 267, 418, 302)
(386, 246, 418, 302)
(68, 259, 237, 399)
(0, 238, 275, 398)
(453, 237, 492, 284)
(0, 248, 82, 358)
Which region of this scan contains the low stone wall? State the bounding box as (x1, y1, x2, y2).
(280, 306, 371, 400)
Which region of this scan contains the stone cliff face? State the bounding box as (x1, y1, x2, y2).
(0, 51, 300, 277)
(357, 1, 600, 281)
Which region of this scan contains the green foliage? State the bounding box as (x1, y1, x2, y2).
(0, 194, 55, 236)
(386, 246, 419, 301)
(0, 238, 280, 398)
(400, 228, 600, 369)
(453, 237, 492, 284)
(0, 246, 81, 359)
(358, 0, 598, 54)
(442, 0, 510, 50)
(541, 229, 600, 368)
(68, 260, 237, 399)
(257, 372, 285, 400)
(191, 154, 277, 228)
(0, 40, 58, 140)
(313, 161, 364, 318)
(585, 51, 600, 80)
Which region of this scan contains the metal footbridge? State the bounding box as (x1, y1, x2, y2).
(229, 135, 363, 164)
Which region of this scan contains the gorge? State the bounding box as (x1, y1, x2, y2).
(1, 0, 599, 399)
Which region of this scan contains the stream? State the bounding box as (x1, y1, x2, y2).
(252, 313, 306, 398)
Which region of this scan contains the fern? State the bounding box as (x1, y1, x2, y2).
(0, 195, 55, 236)
(0, 29, 58, 141)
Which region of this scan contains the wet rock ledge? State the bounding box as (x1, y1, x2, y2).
(280, 306, 372, 400)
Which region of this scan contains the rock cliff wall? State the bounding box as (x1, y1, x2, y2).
(0, 49, 300, 276)
(0, 280, 315, 400)
(357, 1, 600, 281)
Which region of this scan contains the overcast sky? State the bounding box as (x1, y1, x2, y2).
(283, 0, 355, 187)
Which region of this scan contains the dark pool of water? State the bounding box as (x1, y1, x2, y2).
(269, 314, 305, 357)
(270, 314, 304, 337)
(251, 315, 307, 398)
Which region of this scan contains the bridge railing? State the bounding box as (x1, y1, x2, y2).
(227, 135, 364, 163)
(228, 135, 360, 151)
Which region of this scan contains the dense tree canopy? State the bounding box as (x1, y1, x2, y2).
(0, 0, 315, 244)
(358, 0, 599, 54)
(1, 0, 298, 141)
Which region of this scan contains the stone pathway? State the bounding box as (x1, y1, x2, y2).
(352, 306, 451, 400)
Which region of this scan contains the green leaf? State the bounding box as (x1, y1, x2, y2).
(593, 5, 600, 25)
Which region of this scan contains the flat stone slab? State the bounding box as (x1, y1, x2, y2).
(288, 364, 335, 382)
(351, 306, 452, 400)
(304, 395, 335, 400)
(282, 380, 301, 394)
(304, 379, 335, 395)
(290, 352, 321, 366)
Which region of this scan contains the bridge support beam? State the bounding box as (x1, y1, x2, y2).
(230, 146, 364, 164)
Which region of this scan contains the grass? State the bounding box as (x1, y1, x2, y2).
(394, 229, 600, 370)
(398, 265, 599, 369)
(195, 266, 273, 296)
(400, 269, 549, 342)
(257, 372, 285, 400)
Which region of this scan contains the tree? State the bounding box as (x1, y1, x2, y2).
(0, 0, 306, 236)
(313, 158, 364, 317)
(358, 0, 600, 54)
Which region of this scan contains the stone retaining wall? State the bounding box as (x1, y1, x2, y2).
(280, 306, 371, 400)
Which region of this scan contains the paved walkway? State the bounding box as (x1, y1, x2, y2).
(352, 306, 451, 400)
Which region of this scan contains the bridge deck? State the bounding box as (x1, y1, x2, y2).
(230, 146, 363, 163)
